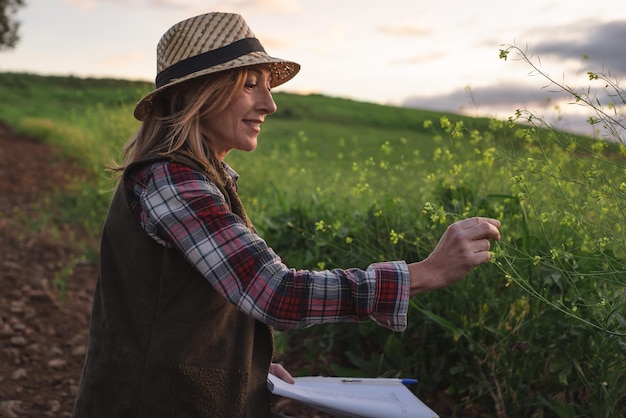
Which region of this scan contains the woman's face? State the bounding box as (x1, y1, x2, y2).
(203, 66, 277, 160)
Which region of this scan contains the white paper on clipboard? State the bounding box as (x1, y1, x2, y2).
(268, 374, 439, 418)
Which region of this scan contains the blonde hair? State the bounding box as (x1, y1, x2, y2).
(113, 67, 253, 227)
(113, 68, 248, 183)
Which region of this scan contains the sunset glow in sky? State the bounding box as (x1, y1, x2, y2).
(3, 0, 626, 135)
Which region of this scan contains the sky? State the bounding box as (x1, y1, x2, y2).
(3, 0, 626, 136)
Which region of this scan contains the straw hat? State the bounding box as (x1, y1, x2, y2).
(134, 12, 300, 120)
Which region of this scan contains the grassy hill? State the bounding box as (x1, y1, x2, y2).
(1, 72, 624, 417)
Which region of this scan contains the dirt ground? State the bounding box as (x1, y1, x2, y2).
(0, 121, 338, 417)
(0, 121, 98, 417)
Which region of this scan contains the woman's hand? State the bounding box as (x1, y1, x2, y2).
(269, 362, 295, 384)
(408, 217, 501, 295)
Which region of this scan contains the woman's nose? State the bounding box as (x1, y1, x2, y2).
(258, 88, 277, 115)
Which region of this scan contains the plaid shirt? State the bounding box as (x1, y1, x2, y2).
(126, 161, 409, 331)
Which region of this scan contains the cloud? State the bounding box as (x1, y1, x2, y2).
(63, 0, 192, 11)
(254, 34, 292, 50)
(255, 0, 302, 12)
(209, 0, 302, 14)
(402, 83, 570, 114)
(98, 50, 147, 69)
(391, 51, 447, 65)
(400, 82, 615, 136)
(531, 20, 626, 76)
(62, 0, 96, 11)
(446, 20, 626, 123)
(79, 0, 302, 13)
(145, 0, 191, 8)
(378, 24, 430, 37)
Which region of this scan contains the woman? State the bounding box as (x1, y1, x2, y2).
(73, 12, 501, 418)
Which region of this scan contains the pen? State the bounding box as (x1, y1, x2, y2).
(341, 378, 418, 385)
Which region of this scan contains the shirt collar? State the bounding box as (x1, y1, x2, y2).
(221, 161, 240, 185)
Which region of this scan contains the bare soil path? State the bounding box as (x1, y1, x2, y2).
(0, 121, 97, 417)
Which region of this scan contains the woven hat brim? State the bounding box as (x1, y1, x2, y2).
(133, 52, 300, 121)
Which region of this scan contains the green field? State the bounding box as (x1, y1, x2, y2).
(1, 72, 624, 417)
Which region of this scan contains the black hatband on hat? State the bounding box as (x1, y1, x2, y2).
(155, 38, 266, 88)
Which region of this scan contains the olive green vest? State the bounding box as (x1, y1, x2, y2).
(73, 154, 273, 418)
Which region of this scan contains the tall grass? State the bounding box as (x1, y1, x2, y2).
(263, 112, 625, 417)
(1, 70, 624, 417)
